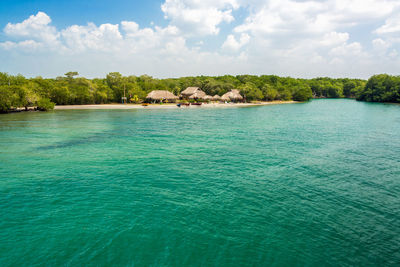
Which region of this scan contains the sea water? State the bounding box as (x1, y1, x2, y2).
(0, 99, 399, 266)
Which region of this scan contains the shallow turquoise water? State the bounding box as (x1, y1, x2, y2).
(0, 99, 399, 266)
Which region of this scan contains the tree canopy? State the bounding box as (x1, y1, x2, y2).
(0, 71, 375, 113)
(357, 74, 400, 103)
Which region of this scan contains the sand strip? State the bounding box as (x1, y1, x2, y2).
(54, 101, 298, 110)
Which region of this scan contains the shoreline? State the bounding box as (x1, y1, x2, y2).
(54, 101, 298, 110)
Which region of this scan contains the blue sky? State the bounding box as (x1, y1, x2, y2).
(0, 0, 165, 29)
(1, 0, 400, 78)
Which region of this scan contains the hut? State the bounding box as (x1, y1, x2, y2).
(181, 87, 206, 99)
(220, 94, 230, 102)
(189, 91, 207, 100)
(230, 89, 244, 101)
(212, 95, 221, 101)
(146, 90, 179, 103)
(221, 89, 244, 102)
(203, 95, 213, 101)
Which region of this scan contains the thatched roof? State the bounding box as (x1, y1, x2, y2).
(212, 95, 221, 100)
(146, 90, 178, 100)
(230, 90, 243, 100)
(188, 90, 207, 99)
(181, 87, 201, 96)
(203, 95, 213, 100)
(221, 89, 244, 101)
(220, 94, 230, 101)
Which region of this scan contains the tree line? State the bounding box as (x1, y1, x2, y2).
(357, 74, 400, 103)
(1, 71, 397, 113)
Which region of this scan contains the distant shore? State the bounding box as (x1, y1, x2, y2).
(54, 101, 298, 110)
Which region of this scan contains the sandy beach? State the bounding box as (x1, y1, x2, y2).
(54, 101, 298, 110)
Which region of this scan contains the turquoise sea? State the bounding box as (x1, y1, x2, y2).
(0, 99, 399, 266)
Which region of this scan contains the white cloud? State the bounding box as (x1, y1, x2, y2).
(372, 38, 391, 51)
(235, 0, 327, 35)
(375, 14, 400, 34)
(329, 42, 363, 57)
(1, 40, 43, 51)
(61, 23, 123, 52)
(222, 33, 250, 51)
(2, 1, 400, 79)
(5, 11, 51, 36)
(388, 49, 398, 58)
(4, 11, 59, 45)
(227, 0, 400, 77)
(0, 11, 250, 77)
(1, 11, 185, 56)
(332, 0, 399, 19)
(320, 32, 349, 46)
(235, 0, 400, 36)
(0, 40, 42, 51)
(121, 21, 139, 34)
(161, 0, 239, 35)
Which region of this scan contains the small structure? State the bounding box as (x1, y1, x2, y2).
(212, 95, 221, 101)
(220, 94, 230, 102)
(181, 87, 206, 99)
(230, 89, 244, 101)
(203, 95, 213, 101)
(221, 89, 244, 102)
(146, 90, 179, 103)
(188, 91, 207, 100)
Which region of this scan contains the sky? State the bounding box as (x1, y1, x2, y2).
(0, 0, 400, 79)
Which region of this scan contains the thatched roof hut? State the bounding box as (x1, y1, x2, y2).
(212, 95, 221, 101)
(220, 94, 230, 101)
(181, 87, 207, 99)
(146, 90, 179, 102)
(188, 90, 207, 99)
(203, 95, 213, 101)
(230, 89, 244, 101)
(221, 89, 244, 102)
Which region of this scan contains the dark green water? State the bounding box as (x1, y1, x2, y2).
(0, 99, 399, 266)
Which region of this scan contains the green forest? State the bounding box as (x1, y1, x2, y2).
(357, 74, 400, 103)
(0, 71, 398, 113)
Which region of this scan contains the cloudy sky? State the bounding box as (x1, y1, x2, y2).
(0, 0, 399, 78)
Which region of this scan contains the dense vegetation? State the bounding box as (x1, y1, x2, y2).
(356, 74, 400, 103)
(0, 71, 377, 113)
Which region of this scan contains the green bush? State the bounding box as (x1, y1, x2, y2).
(0, 86, 12, 112)
(37, 98, 55, 111)
(293, 86, 313, 101)
(357, 74, 400, 103)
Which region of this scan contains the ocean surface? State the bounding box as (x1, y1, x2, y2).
(0, 99, 399, 266)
